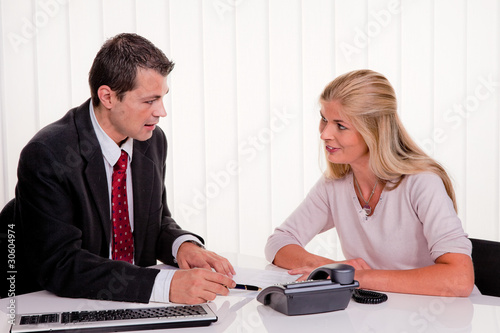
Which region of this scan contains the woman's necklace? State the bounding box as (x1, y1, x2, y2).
(354, 175, 378, 216)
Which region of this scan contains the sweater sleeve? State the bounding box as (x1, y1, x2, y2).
(409, 173, 471, 261)
(264, 176, 335, 263)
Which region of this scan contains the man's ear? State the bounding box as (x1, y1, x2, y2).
(97, 85, 114, 109)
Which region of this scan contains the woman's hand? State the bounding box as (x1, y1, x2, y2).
(339, 258, 372, 270)
(288, 257, 372, 281)
(288, 266, 323, 281)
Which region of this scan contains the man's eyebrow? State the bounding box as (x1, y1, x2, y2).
(142, 95, 162, 100)
(142, 90, 169, 100)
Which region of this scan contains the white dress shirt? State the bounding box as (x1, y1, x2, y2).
(89, 101, 200, 303)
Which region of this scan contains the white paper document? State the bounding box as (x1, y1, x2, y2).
(232, 266, 299, 288)
(154, 264, 300, 298)
(230, 266, 301, 298)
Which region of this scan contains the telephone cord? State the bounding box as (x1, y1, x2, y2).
(352, 289, 388, 304)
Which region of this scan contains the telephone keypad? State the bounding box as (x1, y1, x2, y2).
(284, 279, 333, 289)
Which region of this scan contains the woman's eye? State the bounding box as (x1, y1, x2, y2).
(338, 123, 347, 130)
(321, 116, 327, 122)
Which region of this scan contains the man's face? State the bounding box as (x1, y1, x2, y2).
(106, 68, 169, 144)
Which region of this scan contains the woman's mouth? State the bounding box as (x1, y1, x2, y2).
(325, 145, 339, 153)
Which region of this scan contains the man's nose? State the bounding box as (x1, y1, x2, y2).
(154, 101, 167, 118)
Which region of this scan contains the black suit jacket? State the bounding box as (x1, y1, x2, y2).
(14, 99, 202, 303)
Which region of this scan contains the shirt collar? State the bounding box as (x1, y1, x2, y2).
(89, 100, 133, 167)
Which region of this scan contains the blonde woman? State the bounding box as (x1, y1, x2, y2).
(265, 69, 474, 297)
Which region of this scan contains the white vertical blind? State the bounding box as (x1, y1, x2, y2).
(169, 0, 208, 242)
(301, 0, 339, 259)
(201, 0, 239, 252)
(2, 0, 39, 210)
(68, 1, 103, 105)
(235, 0, 272, 255)
(1, 0, 499, 261)
(0, 0, 6, 207)
(434, 0, 468, 230)
(268, 0, 304, 231)
(465, 0, 499, 239)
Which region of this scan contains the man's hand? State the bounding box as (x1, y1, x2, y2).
(176, 241, 236, 278)
(170, 268, 236, 304)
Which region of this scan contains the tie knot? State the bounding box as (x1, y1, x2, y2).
(114, 150, 128, 172)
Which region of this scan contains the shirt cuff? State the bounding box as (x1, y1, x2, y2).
(149, 269, 176, 303)
(172, 235, 204, 263)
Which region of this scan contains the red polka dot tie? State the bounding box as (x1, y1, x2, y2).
(111, 150, 134, 263)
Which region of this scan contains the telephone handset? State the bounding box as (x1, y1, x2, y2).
(256, 263, 359, 316)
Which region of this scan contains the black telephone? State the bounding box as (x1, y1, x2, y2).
(256, 263, 359, 316)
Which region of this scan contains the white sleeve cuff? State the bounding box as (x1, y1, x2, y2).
(172, 235, 204, 263)
(149, 269, 176, 303)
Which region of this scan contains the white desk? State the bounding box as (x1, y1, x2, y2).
(1, 254, 499, 333)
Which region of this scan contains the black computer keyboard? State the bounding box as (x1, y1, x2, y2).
(12, 304, 217, 332)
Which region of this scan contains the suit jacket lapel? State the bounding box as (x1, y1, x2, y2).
(74, 100, 111, 244)
(73, 99, 156, 261)
(131, 142, 154, 262)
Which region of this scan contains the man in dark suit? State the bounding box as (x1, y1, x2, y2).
(11, 33, 235, 304)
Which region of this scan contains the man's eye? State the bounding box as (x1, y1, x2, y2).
(146, 100, 155, 105)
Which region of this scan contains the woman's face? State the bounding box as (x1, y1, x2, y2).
(319, 100, 369, 169)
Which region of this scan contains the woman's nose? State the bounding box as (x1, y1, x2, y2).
(320, 123, 334, 141)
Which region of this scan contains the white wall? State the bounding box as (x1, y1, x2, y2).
(0, 0, 499, 260)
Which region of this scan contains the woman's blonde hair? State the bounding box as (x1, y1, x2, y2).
(320, 69, 457, 211)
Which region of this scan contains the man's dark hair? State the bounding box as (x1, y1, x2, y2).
(89, 33, 174, 107)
